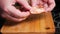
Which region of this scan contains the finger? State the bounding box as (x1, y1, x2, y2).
(16, 0, 32, 10)
(6, 5, 22, 18)
(39, 0, 44, 5)
(31, 0, 39, 7)
(19, 11, 30, 17)
(44, 3, 48, 8)
(46, 0, 56, 11)
(7, 5, 30, 18)
(43, 3, 48, 12)
(1, 12, 27, 22)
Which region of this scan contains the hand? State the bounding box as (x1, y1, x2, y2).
(31, 0, 56, 12)
(42, 0, 56, 12)
(0, 0, 32, 22)
(30, 0, 45, 14)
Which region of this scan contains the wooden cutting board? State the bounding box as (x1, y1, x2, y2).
(1, 12, 55, 34)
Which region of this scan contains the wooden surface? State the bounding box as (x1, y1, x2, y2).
(1, 12, 55, 34)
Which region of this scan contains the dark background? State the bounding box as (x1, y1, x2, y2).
(0, 0, 60, 34)
(52, 0, 60, 33)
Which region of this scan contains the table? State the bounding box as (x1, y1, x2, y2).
(1, 12, 55, 34)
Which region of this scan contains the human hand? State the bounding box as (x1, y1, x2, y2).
(30, 0, 56, 12)
(41, 0, 56, 12)
(30, 0, 45, 14)
(0, 0, 32, 22)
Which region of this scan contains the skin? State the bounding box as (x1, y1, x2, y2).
(31, 0, 56, 12)
(0, 0, 56, 22)
(0, 0, 32, 22)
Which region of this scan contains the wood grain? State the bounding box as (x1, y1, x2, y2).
(1, 12, 55, 34)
